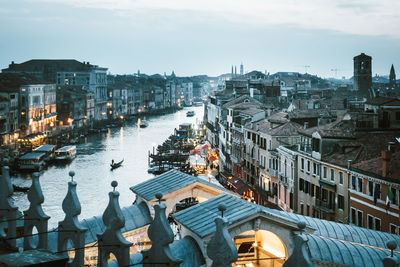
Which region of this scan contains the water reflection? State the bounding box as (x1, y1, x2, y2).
(12, 106, 204, 227)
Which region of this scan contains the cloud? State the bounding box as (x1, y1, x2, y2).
(34, 0, 400, 38)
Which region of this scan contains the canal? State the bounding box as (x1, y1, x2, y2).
(12, 105, 205, 227)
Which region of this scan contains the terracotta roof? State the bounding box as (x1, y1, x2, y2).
(365, 96, 400, 106)
(222, 95, 263, 109)
(298, 120, 356, 139)
(0, 73, 50, 92)
(267, 112, 289, 124)
(2, 59, 105, 72)
(268, 121, 302, 136)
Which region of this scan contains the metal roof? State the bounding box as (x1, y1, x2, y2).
(307, 234, 395, 267)
(130, 169, 233, 201)
(172, 193, 297, 238)
(281, 212, 400, 252)
(22, 201, 152, 251)
(19, 152, 46, 160)
(33, 145, 56, 152)
(173, 193, 399, 266)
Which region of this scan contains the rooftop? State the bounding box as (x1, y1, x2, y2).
(130, 169, 234, 201)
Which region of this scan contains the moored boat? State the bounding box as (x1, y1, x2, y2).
(55, 145, 77, 161)
(32, 144, 56, 163)
(186, 111, 195, 117)
(18, 152, 47, 171)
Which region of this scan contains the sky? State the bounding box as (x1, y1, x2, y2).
(0, 0, 399, 78)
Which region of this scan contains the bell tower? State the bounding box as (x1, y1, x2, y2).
(353, 53, 372, 98)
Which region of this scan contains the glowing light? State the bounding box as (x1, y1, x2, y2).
(119, 115, 124, 119)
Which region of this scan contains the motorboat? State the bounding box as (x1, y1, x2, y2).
(186, 111, 195, 117)
(139, 120, 149, 128)
(110, 159, 124, 170)
(18, 152, 47, 171)
(55, 145, 77, 161)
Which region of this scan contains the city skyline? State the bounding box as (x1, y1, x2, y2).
(1, 0, 399, 78)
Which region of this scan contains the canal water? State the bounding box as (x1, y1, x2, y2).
(12, 105, 204, 227)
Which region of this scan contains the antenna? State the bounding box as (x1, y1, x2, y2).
(330, 68, 339, 77)
(303, 65, 310, 74)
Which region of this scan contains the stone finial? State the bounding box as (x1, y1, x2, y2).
(207, 212, 238, 267)
(58, 172, 87, 267)
(142, 193, 183, 267)
(382, 240, 400, 267)
(69, 170, 75, 181)
(23, 172, 50, 250)
(0, 164, 18, 248)
(282, 221, 313, 267)
(97, 181, 132, 267)
(218, 204, 226, 217)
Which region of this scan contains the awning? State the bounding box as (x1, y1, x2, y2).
(226, 176, 250, 195)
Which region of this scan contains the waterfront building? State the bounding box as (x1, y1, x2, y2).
(19, 83, 57, 136)
(56, 85, 94, 128)
(182, 82, 193, 106)
(0, 92, 18, 146)
(2, 59, 108, 121)
(353, 53, 373, 98)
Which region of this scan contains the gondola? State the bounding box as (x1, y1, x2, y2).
(110, 159, 124, 170)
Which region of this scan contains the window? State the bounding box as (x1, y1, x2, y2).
(338, 195, 344, 210)
(351, 208, 356, 224)
(307, 205, 310, 216)
(339, 172, 343, 185)
(323, 166, 327, 179)
(351, 176, 357, 190)
(313, 163, 317, 175)
(305, 181, 310, 194)
(368, 181, 374, 196)
(375, 218, 381, 231)
(357, 210, 363, 227)
(390, 224, 398, 234)
(358, 178, 363, 193)
(301, 158, 304, 171)
(311, 184, 315, 197)
(307, 161, 310, 173)
(367, 215, 374, 229)
(396, 112, 400, 121)
(247, 131, 250, 139)
(392, 188, 397, 205)
(330, 169, 335, 181)
(299, 179, 304, 191)
(301, 204, 304, 215)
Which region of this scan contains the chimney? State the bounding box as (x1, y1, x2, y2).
(347, 160, 352, 170)
(382, 143, 393, 177)
(303, 122, 309, 129)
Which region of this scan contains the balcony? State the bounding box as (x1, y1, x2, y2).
(267, 168, 278, 177)
(278, 173, 288, 185)
(315, 199, 335, 213)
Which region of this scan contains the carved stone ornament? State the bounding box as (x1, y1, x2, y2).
(0, 163, 18, 248)
(57, 170, 87, 267)
(97, 181, 132, 267)
(142, 193, 182, 267)
(23, 172, 50, 250)
(207, 216, 238, 267)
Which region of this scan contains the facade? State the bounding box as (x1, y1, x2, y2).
(19, 83, 57, 135)
(3, 59, 108, 121)
(56, 85, 93, 128)
(353, 53, 372, 98)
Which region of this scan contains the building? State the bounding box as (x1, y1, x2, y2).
(56, 85, 94, 128)
(389, 64, 396, 89)
(353, 53, 372, 98)
(2, 59, 108, 121)
(19, 83, 57, 136)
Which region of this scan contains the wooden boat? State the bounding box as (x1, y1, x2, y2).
(55, 145, 77, 161)
(139, 120, 149, 128)
(110, 159, 124, 170)
(186, 111, 195, 117)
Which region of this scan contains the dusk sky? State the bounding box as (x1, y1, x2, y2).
(1, 0, 399, 78)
